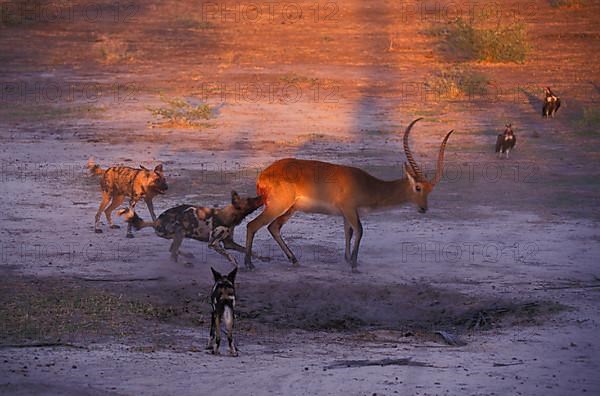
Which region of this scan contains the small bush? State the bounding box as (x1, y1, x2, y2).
(426, 67, 489, 99)
(443, 19, 528, 63)
(94, 35, 133, 64)
(148, 95, 211, 128)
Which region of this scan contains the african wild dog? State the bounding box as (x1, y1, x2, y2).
(495, 123, 517, 159)
(88, 159, 168, 237)
(542, 87, 561, 118)
(208, 267, 238, 356)
(118, 191, 267, 267)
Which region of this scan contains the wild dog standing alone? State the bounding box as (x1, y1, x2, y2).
(495, 123, 517, 159)
(118, 191, 266, 267)
(542, 87, 561, 118)
(88, 159, 168, 237)
(244, 118, 454, 272)
(208, 267, 238, 356)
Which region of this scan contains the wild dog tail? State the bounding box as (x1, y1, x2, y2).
(117, 208, 157, 230)
(87, 158, 104, 176)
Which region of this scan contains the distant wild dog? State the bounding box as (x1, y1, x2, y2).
(495, 123, 516, 159)
(542, 87, 561, 118)
(118, 191, 266, 267)
(244, 118, 454, 272)
(207, 266, 238, 356)
(88, 159, 168, 237)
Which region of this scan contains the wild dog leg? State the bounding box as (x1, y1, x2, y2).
(207, 311, 217, 350)
(104, 194, 124, 229)
(94, 192, 111, 233)
(210, 242, 239, 268)
(223, 306, 237, 356)
(212, 312, 221, 355)
(145, 197, 157, 221)
(169, 228, 185, 263)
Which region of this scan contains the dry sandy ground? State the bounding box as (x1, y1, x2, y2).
(1, 0, 600, 395)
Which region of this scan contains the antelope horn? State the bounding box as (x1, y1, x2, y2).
(431, 129, 454, 186)
(403, 118, 426, 181)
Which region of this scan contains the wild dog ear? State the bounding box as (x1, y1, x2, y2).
(154, 164, 163, 174)
(231, 190, 241, 206)
(139, 165, 149, 171)
(227, 267, 237, 284)
(211, 267, 222, 282)
(404, 163, 417, 188)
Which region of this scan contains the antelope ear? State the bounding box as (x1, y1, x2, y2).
(154, 164, 163, 173)
(139, 165, 149, 171)
(227, 267, 237, 284)
(211, 267, 222, 282)
(404, 163, 417, 187)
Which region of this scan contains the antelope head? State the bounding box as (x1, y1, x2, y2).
(402, 118, 454, 214)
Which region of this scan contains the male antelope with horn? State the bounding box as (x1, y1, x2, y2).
(244, 118, 454, 272)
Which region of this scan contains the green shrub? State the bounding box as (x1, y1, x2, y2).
(426, 67, 489, 99)
(148, 95, 211, 128)
(444, 19, 529, 63)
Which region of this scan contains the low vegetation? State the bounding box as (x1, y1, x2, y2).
(0, 104, 105, 122)
(432, 19, 529, 63)
(549, 0, 585, 8)
(575, 106, 600, 136)
(0, 278, 185, 343)
(94, 35, 134, 64)
(426, 67, 490, 100)
(147, 95, 212, 128)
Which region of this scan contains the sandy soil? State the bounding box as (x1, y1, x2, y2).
(1, 0, 600, 394)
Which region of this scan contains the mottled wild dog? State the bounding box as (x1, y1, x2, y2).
(244, 118, 454, 272)
(118, 191, 266, 267)
(495, 123, 517, 159)
(88, 159, 168, 237)
(542, 87, 561, 118)
(207, 267, 238, 356)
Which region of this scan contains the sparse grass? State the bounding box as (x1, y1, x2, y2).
(549, 0, 585, 8)
(147, 95, 212, 128)
(279, 73, 318, 85)
(174, 17, 214, 30)
(0, 278, 184, 343)
(94, 35, 134, 64)
(437, 19, 529, 63)
(0, 104, 105, 122)
(575, 106, 600, 137)
(426, 67, 490, 99)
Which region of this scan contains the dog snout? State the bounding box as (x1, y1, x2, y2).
(418, 207, 427, 214)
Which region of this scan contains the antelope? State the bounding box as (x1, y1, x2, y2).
(244, 118, 454, 272)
